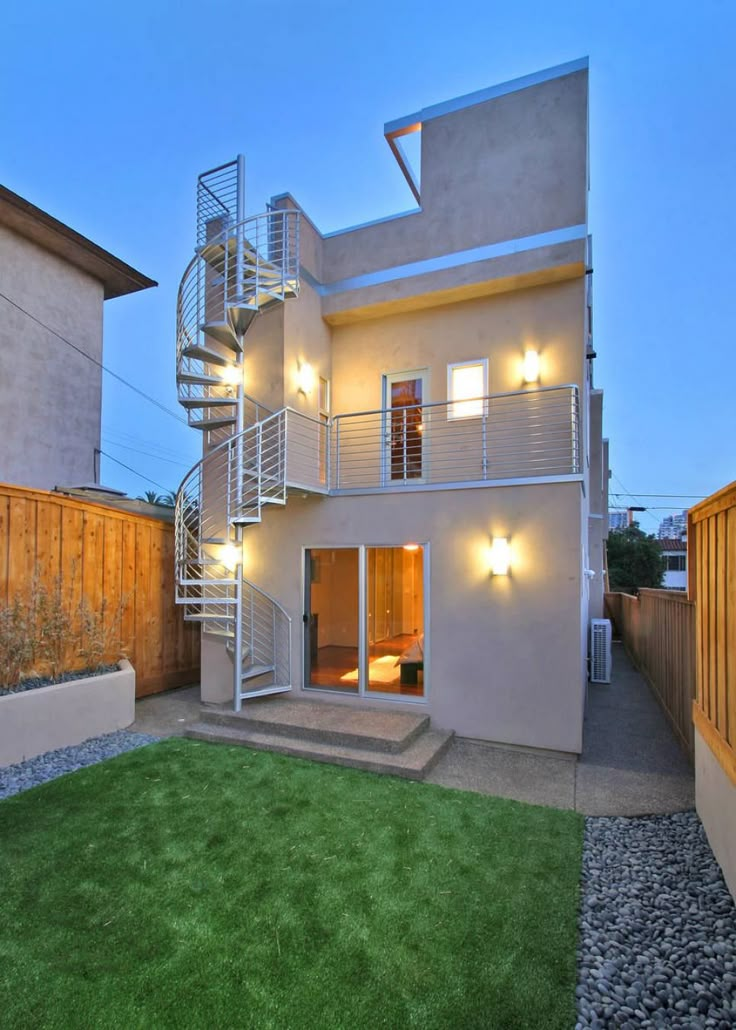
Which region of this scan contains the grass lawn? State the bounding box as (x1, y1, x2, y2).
(0, 739, 583, 1029)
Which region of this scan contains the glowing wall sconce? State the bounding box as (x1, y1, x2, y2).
(403, 542, 420, 552)
(220, 364, 242, 389)
(523, 349, 540, 384)
(489, 537, 511, 576)
(296, 361, 315, 395)
(219, 544, 240, 571)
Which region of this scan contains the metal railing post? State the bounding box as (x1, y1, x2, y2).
(335, 419, 341, 489)
(233, 563, 243, 712)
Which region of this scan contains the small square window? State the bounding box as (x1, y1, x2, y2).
(447, 360, 488, 419)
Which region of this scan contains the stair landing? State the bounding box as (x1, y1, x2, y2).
(185, 697, 453, 780)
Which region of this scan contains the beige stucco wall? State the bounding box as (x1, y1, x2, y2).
(0, 224, 104, 489)
(321, 69, 588, 283)
(329, 277, 585, 415)
(201, 482, 585, 754)
(695, 727, 736, 900)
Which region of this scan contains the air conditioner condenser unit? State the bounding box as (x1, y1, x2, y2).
(590, 618, 612, 683)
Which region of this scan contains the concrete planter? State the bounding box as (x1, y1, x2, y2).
(0, 660, 136, 767)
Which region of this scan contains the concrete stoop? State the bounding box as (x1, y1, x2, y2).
(185, 697, 454, 779)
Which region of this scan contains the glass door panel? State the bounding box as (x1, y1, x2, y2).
(305, 548, 359, 692)
(384, 372, 427, 482)
(366, 546, 424, 697)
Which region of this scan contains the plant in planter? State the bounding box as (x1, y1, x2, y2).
(0, 573, 129, 694)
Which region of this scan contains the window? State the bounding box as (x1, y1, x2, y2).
(666, 554, 686, 572)
(448, 359, 488, 419)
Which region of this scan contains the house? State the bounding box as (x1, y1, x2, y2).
(0, 186, 155, 490)
(174, 58, 606, 756)
(659, 538, 687, 590)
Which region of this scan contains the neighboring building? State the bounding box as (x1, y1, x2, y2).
(609, 510, 629, 531)
(659, 538, 687, 590)
(175, 58, 605, 755)
(0, 186, 156, 490)
(658, 510, 687, 540)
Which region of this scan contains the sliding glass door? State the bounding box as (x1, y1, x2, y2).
(305, 545, 425, 699)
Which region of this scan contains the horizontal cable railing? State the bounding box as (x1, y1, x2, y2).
(332, 385, 580, 491)
(240, 582, 291, 689)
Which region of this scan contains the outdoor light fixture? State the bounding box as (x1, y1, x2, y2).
(489, 537, 511, 576)
(220, 544, 240, 571)
(523, 349, 540, 383)
(403, 543, 420, 552)
(220, 365, 242, 388)
(297, 361, 315, 395)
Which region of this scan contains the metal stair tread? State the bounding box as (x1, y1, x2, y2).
(199, 699, 431, 753)
(184, 721, 454, 780)
(180, 344, 232, 367)
(190, 416, 237, 430)
(179, 396, 235, 409)
(241, 663, 275, 681)
(177, 372, 225, 386)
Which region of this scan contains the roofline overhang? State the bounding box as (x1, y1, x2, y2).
(0, 186, 157, 299)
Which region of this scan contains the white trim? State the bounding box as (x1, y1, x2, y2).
(316, 223, 587, 297)
(384, 58, 589, 135)
(331, 473, 584, 497)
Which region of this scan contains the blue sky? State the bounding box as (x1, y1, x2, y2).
(3, 0, 734, 532)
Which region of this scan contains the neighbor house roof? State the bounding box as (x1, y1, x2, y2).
(0, 185, 157, 299)
(659, 538, 687, 551)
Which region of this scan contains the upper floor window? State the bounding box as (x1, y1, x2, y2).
(447, 359, 488, 420)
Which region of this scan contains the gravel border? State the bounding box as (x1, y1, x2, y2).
(0, 730, 160, 800)
(577, 810, 736, 1028)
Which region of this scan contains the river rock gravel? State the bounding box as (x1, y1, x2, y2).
(0, 730, 160, 800)
(577, 810, 736, 1028)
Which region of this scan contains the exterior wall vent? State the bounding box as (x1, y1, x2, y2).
(590, 618, 612, 683)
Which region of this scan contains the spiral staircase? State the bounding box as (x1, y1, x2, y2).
(174, 157, 308, 709)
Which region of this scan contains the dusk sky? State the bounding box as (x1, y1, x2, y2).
(3, 0, 733, 533)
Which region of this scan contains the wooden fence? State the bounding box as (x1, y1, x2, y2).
(605, 588, 696, 760)
(689, 481, 736, 781)
(0, 483, 200, 698)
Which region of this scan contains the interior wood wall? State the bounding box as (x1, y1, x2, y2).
(0, 483, 200, 697)
(689, 482, 736, 782)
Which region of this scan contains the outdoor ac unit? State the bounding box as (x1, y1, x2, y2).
(590, 619, 612, 683)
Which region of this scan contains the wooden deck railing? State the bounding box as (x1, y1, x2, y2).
(605, 588, 696, 760)
(689, 481, 736, 782)
(0, 483, 200, 698)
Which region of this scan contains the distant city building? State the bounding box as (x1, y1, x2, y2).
(659, 538, 688, 591)
(609, 510, 629, 531)
(658, 510, 688, 540)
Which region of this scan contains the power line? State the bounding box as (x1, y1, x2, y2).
(609, 493, 704, 500)
(98, 450, 171, 491)
(101, 439, 191, 468)
(0, 291, 189, 426)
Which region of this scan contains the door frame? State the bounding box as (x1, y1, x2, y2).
(302, 543, 430, 703)
(382, 369, 430, 486)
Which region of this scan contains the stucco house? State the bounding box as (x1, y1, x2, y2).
(0, 186, 155, 490)
(175, 58, 608, 759)
(659, 538, 688, 591)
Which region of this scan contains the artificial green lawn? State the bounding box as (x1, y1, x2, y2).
(0, 739, 583, 1029)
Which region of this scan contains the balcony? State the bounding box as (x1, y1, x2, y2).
(328, 384, 581, 494)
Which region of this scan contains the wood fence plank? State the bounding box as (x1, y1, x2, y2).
(728, 509, 736, 750)
(0, 485, 197, 695)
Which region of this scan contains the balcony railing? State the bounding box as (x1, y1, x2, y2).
(331, 385, 581, 492)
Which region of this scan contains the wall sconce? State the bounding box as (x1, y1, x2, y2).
(220, 544, 241, 572)
(403, 543, 420, 552)
(523, 350, 540, 384)
(220, 365, 242, 388)
(297, 361, 315, 395)
(489, 537, 511, 576)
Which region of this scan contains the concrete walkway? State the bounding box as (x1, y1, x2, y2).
(131, 642, 694, 815)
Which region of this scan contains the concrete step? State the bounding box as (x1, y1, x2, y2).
(198, 698, 430, 753)
(184, 720, 453, 781)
